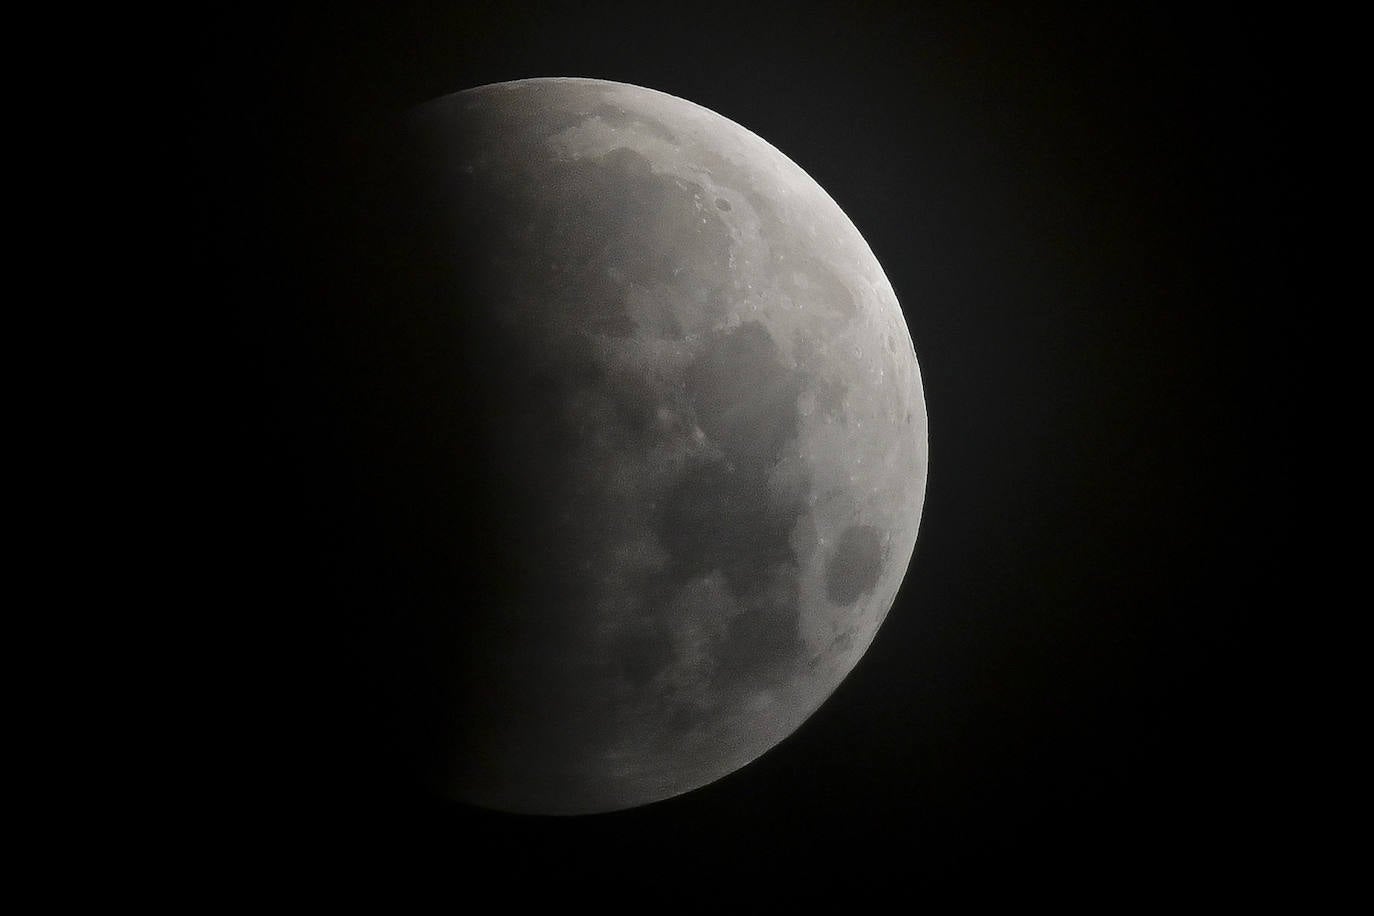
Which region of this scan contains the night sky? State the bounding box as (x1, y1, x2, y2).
(204, 2, 1298, 895)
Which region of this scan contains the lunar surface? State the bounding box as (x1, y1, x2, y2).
(384, 78, 928, 814)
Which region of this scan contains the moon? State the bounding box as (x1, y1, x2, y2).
(382, 78, 928, 815)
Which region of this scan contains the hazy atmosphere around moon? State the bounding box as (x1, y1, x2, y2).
(383, 78, 928, 814)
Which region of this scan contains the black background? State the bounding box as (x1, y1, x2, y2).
(202, 1, 1299, 896)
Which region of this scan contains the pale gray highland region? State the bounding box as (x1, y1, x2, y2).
(393, 78, 928, 814)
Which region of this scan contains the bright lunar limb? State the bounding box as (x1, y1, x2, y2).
(386, 78, 928, 814)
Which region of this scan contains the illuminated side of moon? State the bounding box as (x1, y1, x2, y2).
(397, 78, 928, 814)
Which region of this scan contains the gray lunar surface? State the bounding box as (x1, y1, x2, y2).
(398, 78, 928, 814)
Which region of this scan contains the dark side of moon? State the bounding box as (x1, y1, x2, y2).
(376, 79, 928, 815)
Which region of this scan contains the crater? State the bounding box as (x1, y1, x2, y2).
(825, 525, 884, 606)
